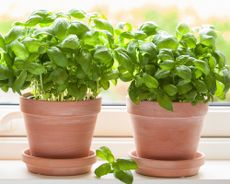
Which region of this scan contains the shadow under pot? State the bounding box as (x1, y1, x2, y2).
(127, 98, 208, 160)
(20, 93, 101, 159)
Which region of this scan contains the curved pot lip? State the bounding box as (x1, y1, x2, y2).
(20, 92, 102, 104)
(126, 96, 208, 106)
(20, 93, 102, 116)
(126, 96, 208, 117)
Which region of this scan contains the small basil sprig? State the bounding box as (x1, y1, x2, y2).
(95, 146, 138, 184)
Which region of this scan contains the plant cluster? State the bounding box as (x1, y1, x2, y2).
(95, 146, 137, 184)
(114, 22, 230, 111)
(0, 10, 230, 110)
(0, 10, 118, 101)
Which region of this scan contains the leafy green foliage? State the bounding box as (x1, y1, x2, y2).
(95, 146, 137, 184)
(0, 10, 117, 101)
(115, 22, 230, 111)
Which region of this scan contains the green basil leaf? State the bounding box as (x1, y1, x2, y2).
(68, 9, 86, 19)
(199, 26, 217, 38)
(116, 159, 138, 170)
(95, 163, 112, 178)
(208, 56, 216, 70)
(78, 50, 92, 73)
(48, 68, 68, 84)
(139, 42, 157, 56)
(200, 34, 215, 47)
(194, 80, 208, 93)
(26, 15, 43, 26)
(157, 92, 173, 111)
(114, 48, 134, 72)
(114, 170, 133, 184)
(83, 30, 99, 46)
(96, 146, 115, 163)
(204, 74, 216, 95)
(133, 30, 147, 40)
(214, 50, 226, 69)
(47, 47, 68, 67)
(94, 46, 113, 67)
(68, 21, 89, 37)
(155, 69, 170, 79)
(26, 63, 46, 75)
(157, 36, 178, 50)
(119, 69, 133, 82)
(143, 73, 159, 88)
(68, 84, 87, 100)
(0, 65, 10, 80)
(11, 40, 29, 60)
(177, 82, 193, 94)
(52, 18, 69, 40)
(159, 60, 175, 70)
(176, 22, 190, 35)
(0, 34, 5, 49)
(193, 60, 210, 75)
(23, 37, 43, 53)
(32, 10, 50, 17)
(186, 91, 197, 102)
(60, 34, 80, 49)
(163, 84, 177, 96)
(93, 18, 114, 35)
(99, 79, 110, 90)
(128, 81, 139, 103)
(104, 71, 119, 80)
(215, 81, 225, 99)
(175, 65, 192, 81)
(116, 22, 132, 32)
(181, 33, 196, 48)
(13, 70, 27, 92)
(139, 21, 158, 36)
(5, 26, 24, 44)
(158, 49, 174, 61)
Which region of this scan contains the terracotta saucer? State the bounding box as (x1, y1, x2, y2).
(22, 149, 96, 176)
(129, 150, 205, 178)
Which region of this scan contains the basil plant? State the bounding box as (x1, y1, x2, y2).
(115, 22, 230, 111)
(0, 10, 118, 101)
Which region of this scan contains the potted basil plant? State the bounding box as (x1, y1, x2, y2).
(0, 10, 118, 175)
(115, 22, 230, 177)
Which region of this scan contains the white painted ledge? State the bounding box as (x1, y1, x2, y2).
(0, 160, 230, 184)
(1, 137, 230, 160)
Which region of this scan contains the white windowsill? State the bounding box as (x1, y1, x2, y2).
(1, 137, 230, 160)
(0, 160, 230, 184)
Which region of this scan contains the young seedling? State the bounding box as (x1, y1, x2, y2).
(95, 146, 138, 184)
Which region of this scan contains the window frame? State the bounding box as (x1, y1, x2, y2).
(0, 105, 230, 160)
(0, 105, 230, 137)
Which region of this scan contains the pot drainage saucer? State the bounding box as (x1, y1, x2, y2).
(129, 150, 205, 178)
(22, 149, 96, 176)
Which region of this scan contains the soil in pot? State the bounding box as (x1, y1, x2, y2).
(20, 94, 101, 159)
(127, 98, 208, 160)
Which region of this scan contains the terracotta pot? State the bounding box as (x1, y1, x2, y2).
(127, 98, 208, 160)
(20, 94, 101, 159)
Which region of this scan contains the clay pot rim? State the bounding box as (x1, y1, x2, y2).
(23, 149, 96, 168)
(129, 150, 205, 169)
(20, 92, 101, 104)
(129, 114, 205, 119)
(126, 96, 207, 105)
